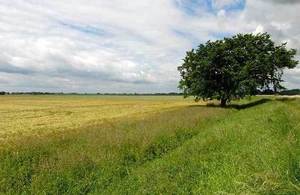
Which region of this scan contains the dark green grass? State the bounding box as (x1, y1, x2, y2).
(0, 97, 299, 194)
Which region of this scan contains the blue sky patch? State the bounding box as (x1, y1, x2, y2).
(58, 21, 109, 37)
(175, 0, 245, 16)
(221, 0, 246, 12)
(175, 0, 213, 15)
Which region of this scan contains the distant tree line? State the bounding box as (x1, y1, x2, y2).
(0, 92, 64, 95)
(0, 90, 299, 96)
(279, 89, 300, 95)
(96, 92, 183, 96)
(255, 89, 300, 95)
(0, 92, 184, 96)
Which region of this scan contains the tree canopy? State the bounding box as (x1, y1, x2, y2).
(178, 33, 298, 106)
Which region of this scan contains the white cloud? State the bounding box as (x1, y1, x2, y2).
(253, 25, 264, 34)
(0, 0, 299, 92)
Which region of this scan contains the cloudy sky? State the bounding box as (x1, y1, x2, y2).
(0, 0, 299, 93)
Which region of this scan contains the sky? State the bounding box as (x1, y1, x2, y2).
(0, 0, 299, 93)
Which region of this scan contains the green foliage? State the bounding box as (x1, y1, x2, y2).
(178, 33, 298, 106)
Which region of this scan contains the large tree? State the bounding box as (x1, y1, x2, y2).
(178, 33, 298, 107)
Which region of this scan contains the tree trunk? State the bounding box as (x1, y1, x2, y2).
(220, 98, 227, 107)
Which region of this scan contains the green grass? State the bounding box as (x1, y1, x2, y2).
(0, 96, 299, 194)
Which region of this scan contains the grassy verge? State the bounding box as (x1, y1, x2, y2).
(107, 98, 300, 194)
(0, 97, 299, 194)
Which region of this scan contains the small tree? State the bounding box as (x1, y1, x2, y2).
(178, 33, 298, 107)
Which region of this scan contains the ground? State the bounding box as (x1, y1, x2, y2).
(0, 95, 299, 194)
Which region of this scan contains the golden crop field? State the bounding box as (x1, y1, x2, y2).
(0, 95, 198, 140)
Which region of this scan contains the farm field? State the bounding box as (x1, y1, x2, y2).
(0, 95, 299, 194)
(0, 95, 197, 141)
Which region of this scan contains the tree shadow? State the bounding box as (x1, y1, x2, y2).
(189, 98, 271, 110)
(275, 97, 297, 102)
(226, 98, 271, 110)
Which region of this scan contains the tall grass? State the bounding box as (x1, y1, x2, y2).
(107, 98, 300, 194)
(0, 96, 299, 194)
